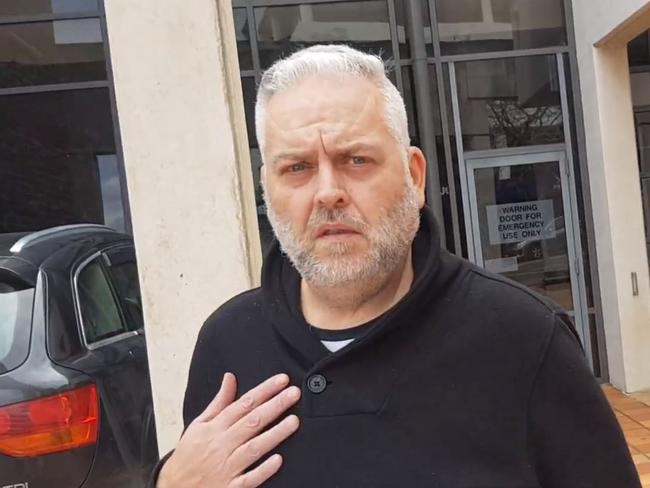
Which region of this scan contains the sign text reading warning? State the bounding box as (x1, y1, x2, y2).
(486, 199, 557, 245)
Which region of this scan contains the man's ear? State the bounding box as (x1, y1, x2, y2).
(407, 147, 427, 208)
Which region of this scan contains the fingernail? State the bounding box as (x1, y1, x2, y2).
(287, 415, 300, 427)
(275, 374, 289, 385)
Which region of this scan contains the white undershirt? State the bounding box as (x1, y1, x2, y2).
(320, 338, 356, 353)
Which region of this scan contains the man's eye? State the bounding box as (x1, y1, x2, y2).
(351, 156, 366, 165)
(288, 162, 307, 173)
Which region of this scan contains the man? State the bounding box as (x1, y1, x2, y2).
(154, 45, 641, 487)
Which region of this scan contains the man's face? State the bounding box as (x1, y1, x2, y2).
(261, 74, 426, 287)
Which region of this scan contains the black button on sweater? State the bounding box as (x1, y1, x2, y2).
(162, 207, 640, 487)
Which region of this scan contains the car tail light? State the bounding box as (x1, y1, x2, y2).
(0, 384, 99, 457)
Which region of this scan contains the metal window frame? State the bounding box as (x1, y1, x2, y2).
(0, 80, 109, 96)
(0, 11, 100, 25)
(246, 3, 263, 83)
(438, 46, 570, 63)
(387, 0, 404, 92)
(563, 0, 609, 380)
(72, 247, 139, 351)
(0, 13, 109, 95)
(99, 0, 133, 235)
(429, 0, 462, 255)
(448, 61, 476, 260)
(234, 0, 366, 6)
(556, 50, 592, 368)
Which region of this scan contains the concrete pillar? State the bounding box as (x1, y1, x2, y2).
(103, 0, 261, 452)
(572, 0, 650, 392)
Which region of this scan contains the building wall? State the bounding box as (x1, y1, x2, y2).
(572, 0, 650, 392)
(103, 0, 261, 453)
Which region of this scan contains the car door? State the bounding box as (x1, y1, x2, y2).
(102, 245, 158, 467)
(73, 245, 156, 485)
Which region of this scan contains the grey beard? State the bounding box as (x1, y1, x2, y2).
(265, 183, 421, 288)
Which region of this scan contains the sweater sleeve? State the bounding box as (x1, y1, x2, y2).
(527, 315, 641, 488)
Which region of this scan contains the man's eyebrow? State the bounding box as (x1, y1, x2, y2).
(340, 142, 378, 153)
(271, 152, 310, 165)
(271, 143, 377, 164)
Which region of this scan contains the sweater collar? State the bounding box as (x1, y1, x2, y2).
(261, 206, 444, 369)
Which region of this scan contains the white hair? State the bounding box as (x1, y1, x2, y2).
(254, 44, 410, 154)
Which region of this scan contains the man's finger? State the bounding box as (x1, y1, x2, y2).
(228, 415, 299, 474)
(228, 386, 301, 446)
(216, 374, 291, 428)
(196, 372, 237, 423)
(229, 454, 283, 488)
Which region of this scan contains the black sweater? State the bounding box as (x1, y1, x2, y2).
(178, 208, 640, 487)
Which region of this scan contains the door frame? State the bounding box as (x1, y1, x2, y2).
(448, 52, 594, 370)
(466, 150, 569, 266)
(464, 149, 592, 368)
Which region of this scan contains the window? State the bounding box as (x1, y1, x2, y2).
(0, 0, 99, 17)
(76, 257, 128, 344)
(455, 55, 563, 151)
(629, 31, 650, 68)
(105, 248, 144, 331)
(254, 1, 392, 69)
(0, 279, 34, 374)
(0, 19, 106, 88)
(436, 0, 567, 55)
(0, 89, 124, 233)
(436, 0, 482, 23)
(233, 8, 253, 70)
(0, 3, 129, 234)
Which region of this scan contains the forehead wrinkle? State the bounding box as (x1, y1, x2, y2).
(318, 131, 331, 159)
(313, 90, 384, 153)
(264, 114, 320, 159)
(265, 81, 380, 149)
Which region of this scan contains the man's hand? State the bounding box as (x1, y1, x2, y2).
(157, 373, 301, 488)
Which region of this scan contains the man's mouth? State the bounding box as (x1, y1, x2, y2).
(315, 224, 361, 238)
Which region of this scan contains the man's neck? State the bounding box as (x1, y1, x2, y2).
(300, 250, 414, 330)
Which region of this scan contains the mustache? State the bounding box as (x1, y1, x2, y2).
(307, 208, 368, 233)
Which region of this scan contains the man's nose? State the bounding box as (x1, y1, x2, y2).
(314, 163, 349, 209)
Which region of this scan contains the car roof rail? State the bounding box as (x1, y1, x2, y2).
(10, 224, 116, 254)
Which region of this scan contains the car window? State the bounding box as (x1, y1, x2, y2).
(0, 280, 34, 374)
(77, 258, 128, 344)
(106, 253, 144, 332)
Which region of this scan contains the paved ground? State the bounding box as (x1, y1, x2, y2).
(604, 385, 650, 487)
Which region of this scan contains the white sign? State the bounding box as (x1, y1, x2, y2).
(486, 199, 556, 245)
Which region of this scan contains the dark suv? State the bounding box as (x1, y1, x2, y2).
(0, 224, 158, 487)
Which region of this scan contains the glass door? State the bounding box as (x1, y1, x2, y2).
(466, 150, 589, 357)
